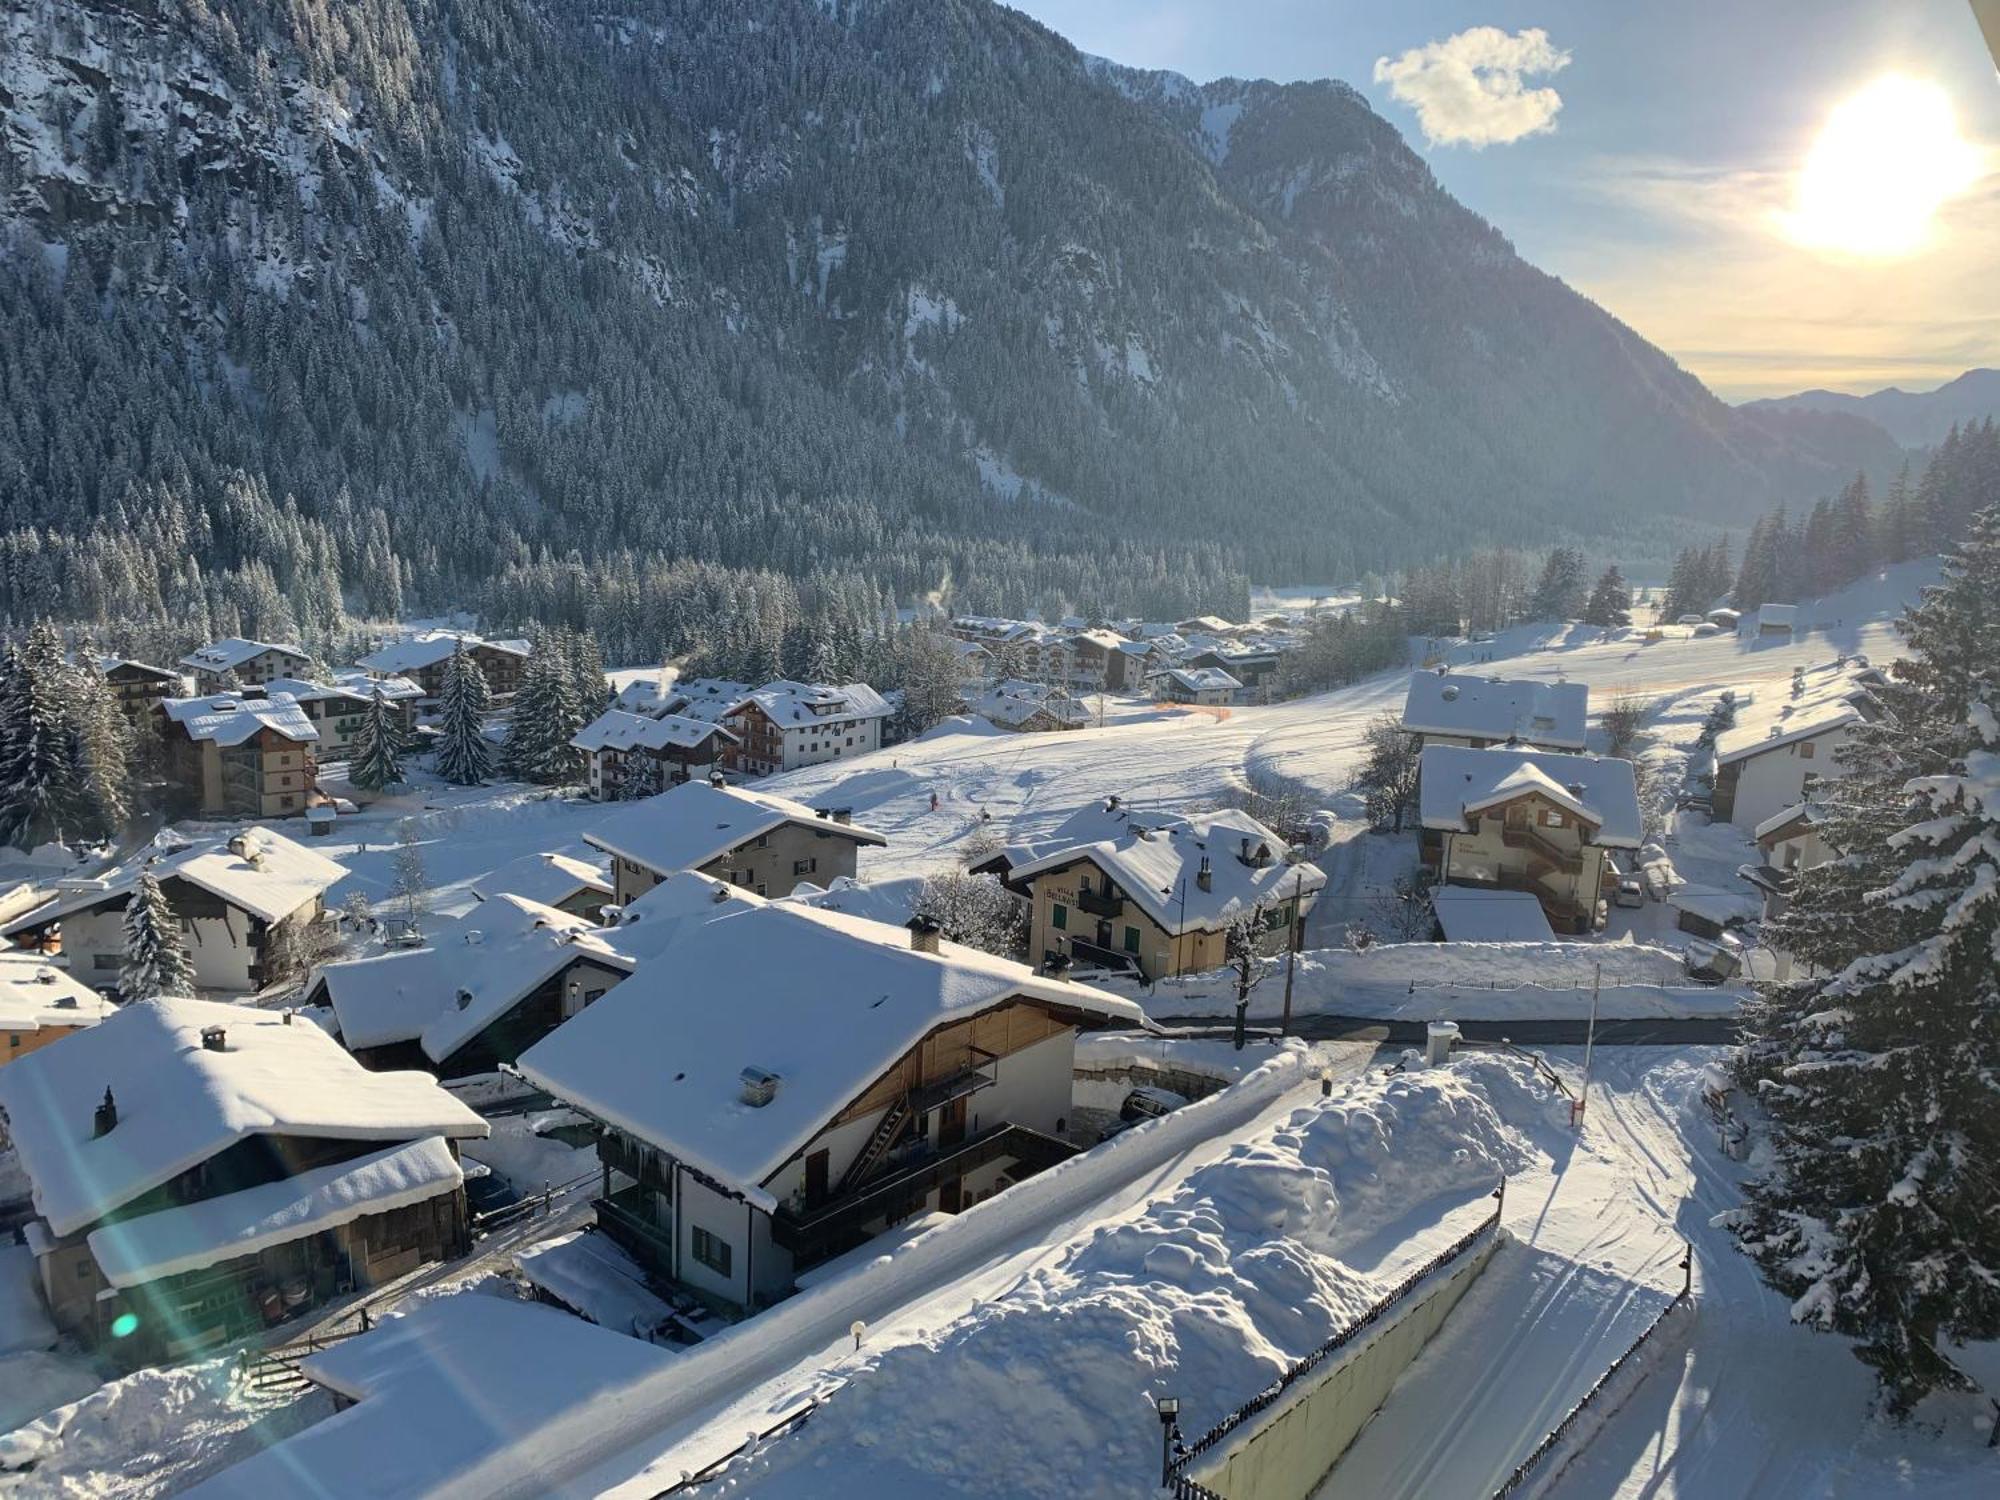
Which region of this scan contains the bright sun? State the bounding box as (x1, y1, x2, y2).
(1781, 74, 1986, 259)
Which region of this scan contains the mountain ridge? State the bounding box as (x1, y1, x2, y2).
(1741, 369, 2000, 450)
(0, 0, 1902, 643)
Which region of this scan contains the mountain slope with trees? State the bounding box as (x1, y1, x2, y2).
(0, 0, 1900, 660)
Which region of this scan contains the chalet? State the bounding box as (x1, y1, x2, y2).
(962, 679, 1091, 734)
(0, 828, 345, 994)
(0, 998, 485, 1361)
(308, 895, 633, 1077)
(570, 709, 738, 800)
(610, 669, 682, 718)
(250, 673, 423, 760)
(1065, 629, 1140, 692)
(155, 693, 320, 820)
(87, 657, 182, 724)
(1400, 673, 1590, 753)
(1708, 659, 1883, 830)
(469, 851, 613, 920)
(180, 638, 314, 694)
(516, 891, 1142, 1313)
(354, 632, 532, 705)
(1010, 810, 1326, 981)
(0, 950, 116, 1065)
(584, 779, 887, 904)
(946, 618, 1065, 679)
(1147, 666, 1241, 707)
(1185, 646, 1281, 703)
(1417, 746, 1641, 935)
(1175, 615, 1241, 637)
(948, 638, 995, 686)
(1742, 801, 1834, 979)
(719, 681, 892, 776)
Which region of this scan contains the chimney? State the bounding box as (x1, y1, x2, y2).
(455, 987, 474, 1010)
(1105, 795, 1121, 813)
(833, 807, 852, 825)
(1238, 836, 1254, 867)
(93, 1087, 118, 1138)
(281, 1008, 293, 1025)
(1196, 856, 1212, 893)
(1566, 783, 1586, 800)
(908, 915, 943, 955)
(709, 770, 726, 788)
(464, 930, 483, 946)
(200, 1025, 227, 1052)
(1044, 952, 1073, 982)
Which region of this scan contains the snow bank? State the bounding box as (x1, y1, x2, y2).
(1127, 940, 1746, 1021)
(704, 1065, 1534, 1498)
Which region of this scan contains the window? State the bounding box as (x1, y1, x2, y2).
(1052, 903, 1068, 931)
(690, 1226, 733, 1277)
(1798, 741, 1816, 759)
(1122, 926, 1140, 954)
(1544, 811, 1564, 828)
(793, 858, 817, 877)
(93, 954, 121, 971)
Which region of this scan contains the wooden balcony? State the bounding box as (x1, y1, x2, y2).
(1499, 824, 1583, 874)
(1077, 885, 1124, 918)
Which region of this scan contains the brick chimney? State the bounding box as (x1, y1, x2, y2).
(907, 916, 943, 955)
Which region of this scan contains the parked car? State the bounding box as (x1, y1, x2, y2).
(1120, 1086, 1189, 1123)
(1615, 877, 1645, 909)
(1676, 614, 1705, 626)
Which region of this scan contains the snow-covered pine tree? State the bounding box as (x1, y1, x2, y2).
(66, 662, 132, 842)
(433, 640, 495, 786)
(1529, 547, 1587, 621)
(567, 628, 612, 717)
(1583, 566, 1632, 628)
(121, 871, 197, 999)
(0, 623, 89, 851)
(348, 689, 405, 792)
(504, 638, 587, 785)
(619, 749, 666, 801)
(1731, 505, 2000, 1412)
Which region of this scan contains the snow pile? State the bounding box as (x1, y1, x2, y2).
(1129, 939, 1744, 1021)
(717, 1066, 1531, 1498)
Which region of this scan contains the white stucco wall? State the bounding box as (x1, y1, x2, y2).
(1725, 727, 1850, 831)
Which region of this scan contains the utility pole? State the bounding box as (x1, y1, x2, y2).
(1573, 962, 1602, 1129)
(1280, 861, 1305, 1036)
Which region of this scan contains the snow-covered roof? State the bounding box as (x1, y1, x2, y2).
(597, 870, 770, 963)
(582, 779, 886, 878)
(1150, 666, 1241, 694)
(948, 638, 992, 660)
(964, 680, 1091, 729)
(0, 998, 486, 1237)
(950, 616, 1041, 642)
(0, 827, 345, 935)
(0, 950, 116, 1033)
(1755, 603, 1797, 628)
(312, 943, 448, 1052)
(517, 901, 1141, 1205)
(469, 851, 612, 909)
(1176, 615, 1238, 633)
(1753, 800, 1833, 844)
(179, 638, 308, 673)
(570, 708, 738, 754)
(1431, 888, 1556, 943)
(1714, 699, 1862, 765)
(158, 693, 319, 746)
(354, 631, 530, 675)
(88, 1136, 463, 1288)
(1008, 809, 1327, 936)
(731, 679, 892, 727)
(89, 656, 177, 681)
(261, 672, 424, 705)
(181, 1296, 675, 1500)
(662, 677, 757, 724)
(1418, 745, 1643, 848)
(416, 895, 634, 1065)
(1400, 673, 1589, 751)
(611, 671, 680, 717)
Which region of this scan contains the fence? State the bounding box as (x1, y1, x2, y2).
(647, 1399, 820, 1495)
(1163, 1183, 1505, 1492)
(471, 1167, 600, 1236)
(1489, 1245, 1694, 1500)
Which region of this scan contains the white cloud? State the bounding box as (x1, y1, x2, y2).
(1373, 27, 1571, 148)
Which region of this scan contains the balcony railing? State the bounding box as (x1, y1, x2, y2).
(772, 1124, 1075, 1258)
(594, 1187, 677, 1271)
(1077, 885, 1124, 917)
(1500, 824, 1584, 874)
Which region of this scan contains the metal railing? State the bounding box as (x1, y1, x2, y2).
(1489, 1245, 1694, 1499)
(1163, 1183, 1505, 1488)
(648, 1399, 820, 1495)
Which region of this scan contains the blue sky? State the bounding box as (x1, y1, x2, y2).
(1010, 2, 2000, 400)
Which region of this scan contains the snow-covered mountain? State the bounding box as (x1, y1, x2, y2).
(1742, 368, 2000, 450)
(0, 0, 1898, 631)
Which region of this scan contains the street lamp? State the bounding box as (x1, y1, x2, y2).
(1157, 1395, 1183, 1487)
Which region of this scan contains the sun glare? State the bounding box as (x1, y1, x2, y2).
(1781, 74, 1985, 258)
